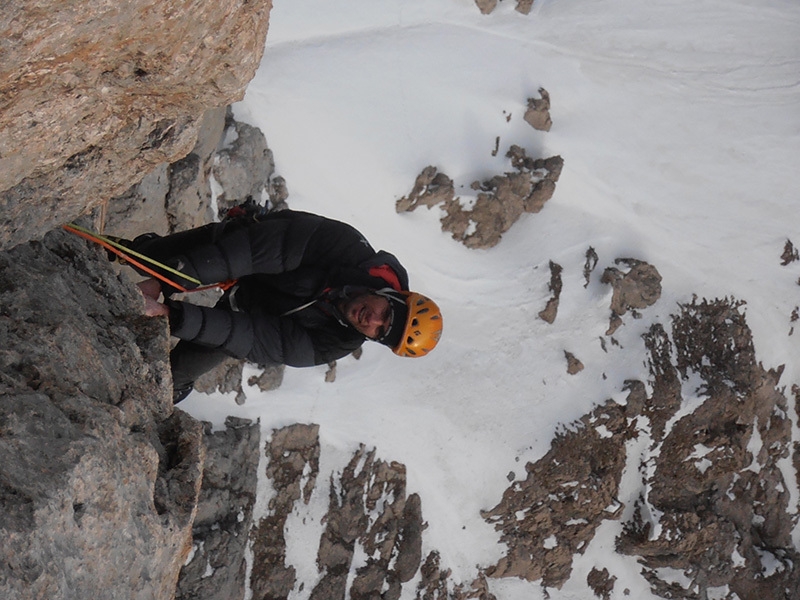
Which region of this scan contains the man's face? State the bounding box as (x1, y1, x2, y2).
(341, 293, 392, 340)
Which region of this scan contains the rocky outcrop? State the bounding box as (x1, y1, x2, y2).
(483, 400, 631, 586)
(601, 258, 663, 334)
(310, 446, 424, 600)
(524, 88, 552, 132)
(0, 0, 273, 250)
(396, 147, 563, 249)
(0, 229, 204, 599)
(484, 296, 800, 598)
(618, 298, 800, 600)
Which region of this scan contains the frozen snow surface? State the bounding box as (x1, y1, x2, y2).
(182, 1, 800, 598)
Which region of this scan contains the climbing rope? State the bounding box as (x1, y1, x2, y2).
(63, 222, 237, 293)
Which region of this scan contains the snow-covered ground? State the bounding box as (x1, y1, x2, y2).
(182, 1, 800, 598)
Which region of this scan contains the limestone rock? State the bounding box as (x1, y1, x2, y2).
(0, 0, 273, 250)
(212, 109, 277, 214)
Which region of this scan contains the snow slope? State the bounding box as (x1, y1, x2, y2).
(182, 1, 800, 598)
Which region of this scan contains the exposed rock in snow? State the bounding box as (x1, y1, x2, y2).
(781, 239, 799, 266)
(397, 148, 563, 249)
(474, 0, 535, 15)
(483, 399, 630, 587)
(474, 0, 498, 16)
(564, 351, 585, 375)
(250, 423, 321, 600)
(587, 567, 616, 600)
(601, 258, 663, 335)
(395, 166, 456, 213)
(524, 88, 553, 132)
(309, 445, 423, 600)
(538, 260, 563, 323)
(617, 298, 800, 599)
(483, 296, 800, 598)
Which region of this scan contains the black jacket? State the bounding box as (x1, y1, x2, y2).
(136, 210, 408, 367)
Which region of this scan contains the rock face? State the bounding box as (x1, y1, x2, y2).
(0, 0, 273, 250)
(0, 229, 204, 599)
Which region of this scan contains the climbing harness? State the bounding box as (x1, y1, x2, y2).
(63, 222, 237, 293)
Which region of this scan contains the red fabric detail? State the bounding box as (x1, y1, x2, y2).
(226, 206, 247, 218)
(369, 264, 402, 291)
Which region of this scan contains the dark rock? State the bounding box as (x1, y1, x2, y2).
(177, 417, 261, 600)
(617, 298, 800, 599)
(398, 149, 563, 249)
(474, 0, 498, 15)
(780, 239, 798, 265)
(587, 567, 616, 600)
(309, 446, 424, 600)
(250, 424, 321, 600)
(395, 166, 455, 213)
(564, 351, 584, 374)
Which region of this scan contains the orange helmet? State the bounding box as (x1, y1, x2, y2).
(393, 292, 443, 357)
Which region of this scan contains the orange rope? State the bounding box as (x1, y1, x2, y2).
(63, 224, 238, 294)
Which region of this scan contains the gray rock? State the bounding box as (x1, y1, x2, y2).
(0, 229, 204, 600)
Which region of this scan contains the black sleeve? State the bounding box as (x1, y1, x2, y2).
(160, 211, 378, 288)
(167, 300, 254, 359)
(167, 300, 356, 367)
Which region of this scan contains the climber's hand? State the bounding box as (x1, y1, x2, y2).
(143, 295, 169, 317)
(137, 278, 168, 317)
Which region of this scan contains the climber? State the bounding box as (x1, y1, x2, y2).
(121, 209, 443, 403)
